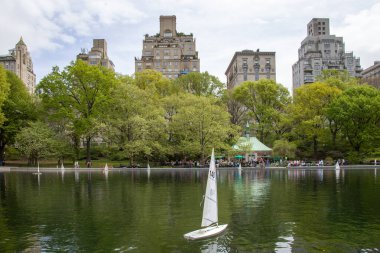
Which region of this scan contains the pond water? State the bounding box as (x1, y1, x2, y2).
(0, 167, 379, 252)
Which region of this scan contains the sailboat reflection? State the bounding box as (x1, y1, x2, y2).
(37, 173, 41, 187)
(274, 222, 295, 253)
(317, 169, 323, 181)
(201, 242, 217, 253)
(335, 167, 340, 182)
(75, 170, 80, 182)
(274, 235, 294, 253)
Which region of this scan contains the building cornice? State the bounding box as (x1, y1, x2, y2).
(225, 50, 275, 75)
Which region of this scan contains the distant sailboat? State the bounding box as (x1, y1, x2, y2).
(147, 163, 151, 179)
(61, 163, 65, 171)
(33, 162, 42, 175)
(104, 163, 109, 179)
(335, 161, 340, 170)
(184, 148, 228, 240)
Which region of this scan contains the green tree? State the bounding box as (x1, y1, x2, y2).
(38, 60, 118, 162)
(171, 94, 239, 163)
(316, 69, 358, 90)
(222, 89, 248, 126)
(325, 85, 380, 152)
(232, 79, 291, 143)
(174, 72, 225, 97)
(0, 71, 37, 163)
(0, 66, 10, 125)
(104, 76, 167, 165)
(134, 69, 179, 97)
(291, 82, 342, 158)
(273, 139, 296, 159)
(15, 122, 60, 165)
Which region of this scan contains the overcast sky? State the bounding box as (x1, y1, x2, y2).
(1, 0, 380, 92)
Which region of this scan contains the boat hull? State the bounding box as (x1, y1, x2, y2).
(184, 224, 228, 240)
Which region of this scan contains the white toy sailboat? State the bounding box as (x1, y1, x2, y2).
(335, 161, 340, 170)
(184, 148, 228, 240)
(104, 163, 109, 179)
(33, 162, 42, 175)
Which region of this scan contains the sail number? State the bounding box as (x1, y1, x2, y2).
(209, 170, 215, 179)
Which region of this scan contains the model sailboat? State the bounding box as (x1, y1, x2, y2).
(33, 162, 42, 175)
(184, 148, 228, 240)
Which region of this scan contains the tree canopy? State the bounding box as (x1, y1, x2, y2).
(325, 85, 380, 153)
(232, 79, 291, 144)
(37, 60, 118, 162)
(0, 66, 10, 125)
(0, 71, 37, 162)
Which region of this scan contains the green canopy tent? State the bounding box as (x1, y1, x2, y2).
(232, 136, 272, 161)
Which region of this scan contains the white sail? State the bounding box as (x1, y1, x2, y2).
(201, 148, 218, 227)
(104, 163, 109, 171)
(335, 161, 340, 170)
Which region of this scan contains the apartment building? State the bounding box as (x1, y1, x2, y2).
(135, 15, 200, 79)
(0, 37, 36, 94)
(225, 49, 276, 89)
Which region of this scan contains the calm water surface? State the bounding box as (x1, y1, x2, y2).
(0, 167, 379, 252)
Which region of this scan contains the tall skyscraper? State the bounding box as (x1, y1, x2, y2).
(135, 15, 200, 79)
(225, 49, 276, 89)
(0, 37, 36, 94)
(77, 39, 115, 71)
(292, 18, 362, 94)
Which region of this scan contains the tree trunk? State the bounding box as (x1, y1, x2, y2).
(0, 141, 5, 164)
(86, 136, 92, 163)
(130, 155, 134, 167)
(313, 135, 318, 160)
(72, 134, 80, 160)
(332, 132, 337, 149)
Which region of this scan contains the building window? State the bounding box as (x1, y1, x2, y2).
(164, 29, 172, 38)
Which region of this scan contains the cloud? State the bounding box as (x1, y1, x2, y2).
(0, 0, 145, 53)
(335, 2, 380, 68)
(2, 0, 380, 93)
